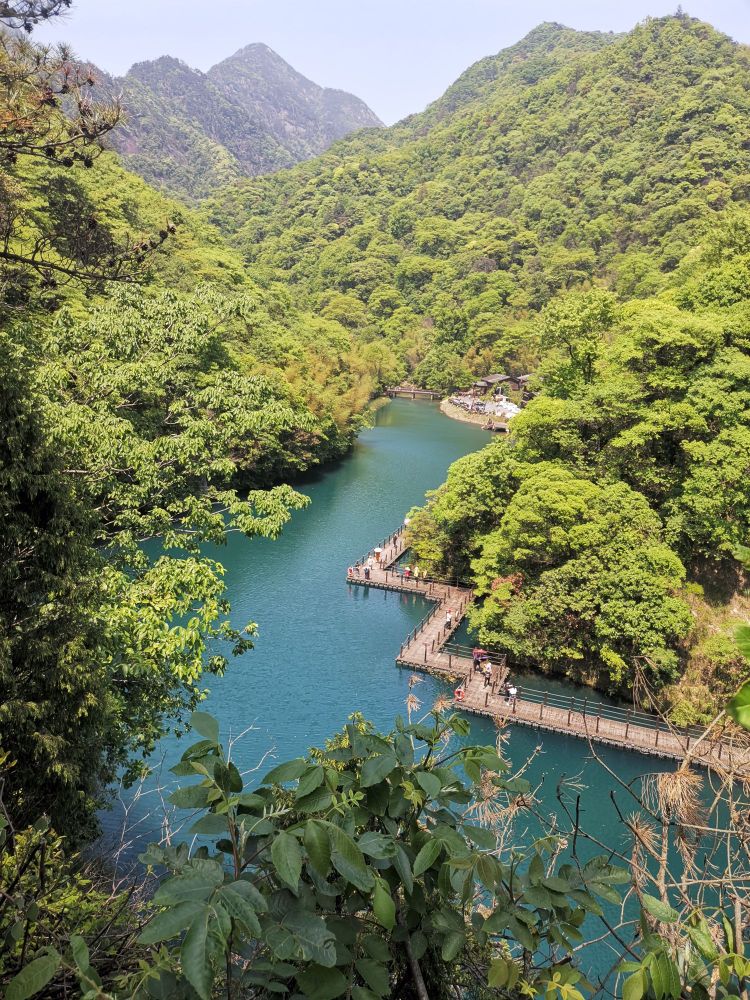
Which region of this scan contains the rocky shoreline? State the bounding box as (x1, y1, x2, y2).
(439, 399, 494, 428)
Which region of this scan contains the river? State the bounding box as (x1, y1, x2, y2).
(108, 398, 669, 978)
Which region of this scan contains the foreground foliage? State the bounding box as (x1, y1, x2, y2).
(4, 707, 750, 999)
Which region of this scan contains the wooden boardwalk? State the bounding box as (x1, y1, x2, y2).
(347, 528, 750, 776)
(386, 385, 442, 400)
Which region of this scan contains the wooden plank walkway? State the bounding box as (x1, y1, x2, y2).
(386, 386, 442, 400)
(347, 527, 750, 776)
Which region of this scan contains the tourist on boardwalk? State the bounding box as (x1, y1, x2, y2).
(472, 647, 482, 671)
(367, 555, 374, 572)
(508, 683, 518, 707)
(354, 562, 361, 577)
(347, 566, 353, 579)
(373, 546, 383, 565)
(445, 608, 453, 629)
(502, 681, 511, 704)
(364, 564, 371, 580)
(414, 564, 420, 581)
(483, 661, 492, 687)
(404, 565, 411, 579)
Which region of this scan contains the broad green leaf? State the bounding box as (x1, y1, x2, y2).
(237, 792, 266, 809)
(304, 819, 332, 875)
(296, 965, 348, 1000)
(262, 758, 307, 784)
(227, 762, 243, 793)
(139, 901, 204, 944)
(282, 911, 337, 967)
(69, 935, 89, 972)
(352, 988, 380, 1000)
(168, 784, 211, 809)
(727, 679, 750, 730)
(569, 889, 603, 917)
(528, 853, 544, 884)
(372, 879, 396, 930)
(590, 881, 622, 905)
(475, 854, 501, 890)
(488, 958, 519, 989)
(190, 711, 219, 744)
(357, 831, 396, 859)
(355, 958, 390, 997)
(362, 934, 391, 962)
(170, 759, 203, 777)
(642, 893, 678, 924)
(217, 885, 262, 936)
(226, 879, 268, 911)
(622, 969, 646, 1000)
(508, 916, 536, 952)
(153, 868, 223, 905)
(415, 770, 441, 798)
(394, 733, 414, 765)
(189, 813, 227, 835)
(463, 823, 496, 850)
(687, 918, 718, 961)
(271, 830, 302, 890)
(296, 765, 325, 799)
(329, 826, 374, 891)
(6, 951, 61, 1000)
(413, 838, 442, 876)
(410, 930, 428, 960)
(181, 909, 212, 1000)
(441, 930, 465, 961)
(360, 753, 398, 788)
(296, 786, 334, 812)
(392, 845, 413, 895)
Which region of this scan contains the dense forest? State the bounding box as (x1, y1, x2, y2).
(208, 14, 750, 721)
(0, 13, 399, 838)
(1, 3, 749, 999)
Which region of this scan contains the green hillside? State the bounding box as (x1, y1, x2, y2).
(207, 15, 750, 380)
(206, 14, 750, 718)
(0, 25, 394, 838)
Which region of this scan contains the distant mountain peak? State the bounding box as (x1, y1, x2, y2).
(226, 42, 283, 60)
(127, 54, 196, 77)
(102, 43, 381, 202)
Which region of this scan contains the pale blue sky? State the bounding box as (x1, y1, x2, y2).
(35, 0, 750, 124)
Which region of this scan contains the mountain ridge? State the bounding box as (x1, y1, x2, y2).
(100, 43, 382, 202)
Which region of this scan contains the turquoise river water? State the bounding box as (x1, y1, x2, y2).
(108, 398, 673, 978)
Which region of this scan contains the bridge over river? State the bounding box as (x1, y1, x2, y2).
(348, 526, 750, 777)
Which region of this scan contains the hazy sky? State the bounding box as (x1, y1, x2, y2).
(34, 0, 750, 124)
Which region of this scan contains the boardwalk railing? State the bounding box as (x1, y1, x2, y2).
(387, 386, 442, 400)
(502, 687, 707, 744)
(346, 525, 750, 773)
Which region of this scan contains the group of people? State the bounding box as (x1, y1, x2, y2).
(501, 680, 519, 706)
(472, 647, 518, 703)
(347, 558, 427, 583)
(472, 648, 494, 687)
(348, 555, 378, 580)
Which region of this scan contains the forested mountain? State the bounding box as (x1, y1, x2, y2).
(2, 6, 750, 998)
(207, 14, 750, 720)
(207, 16, 749, 372)
(96, 44, 381, 201)
(0, 23, 397, 840)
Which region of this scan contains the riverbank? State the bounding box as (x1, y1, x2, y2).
(440, 398, 494, 428)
